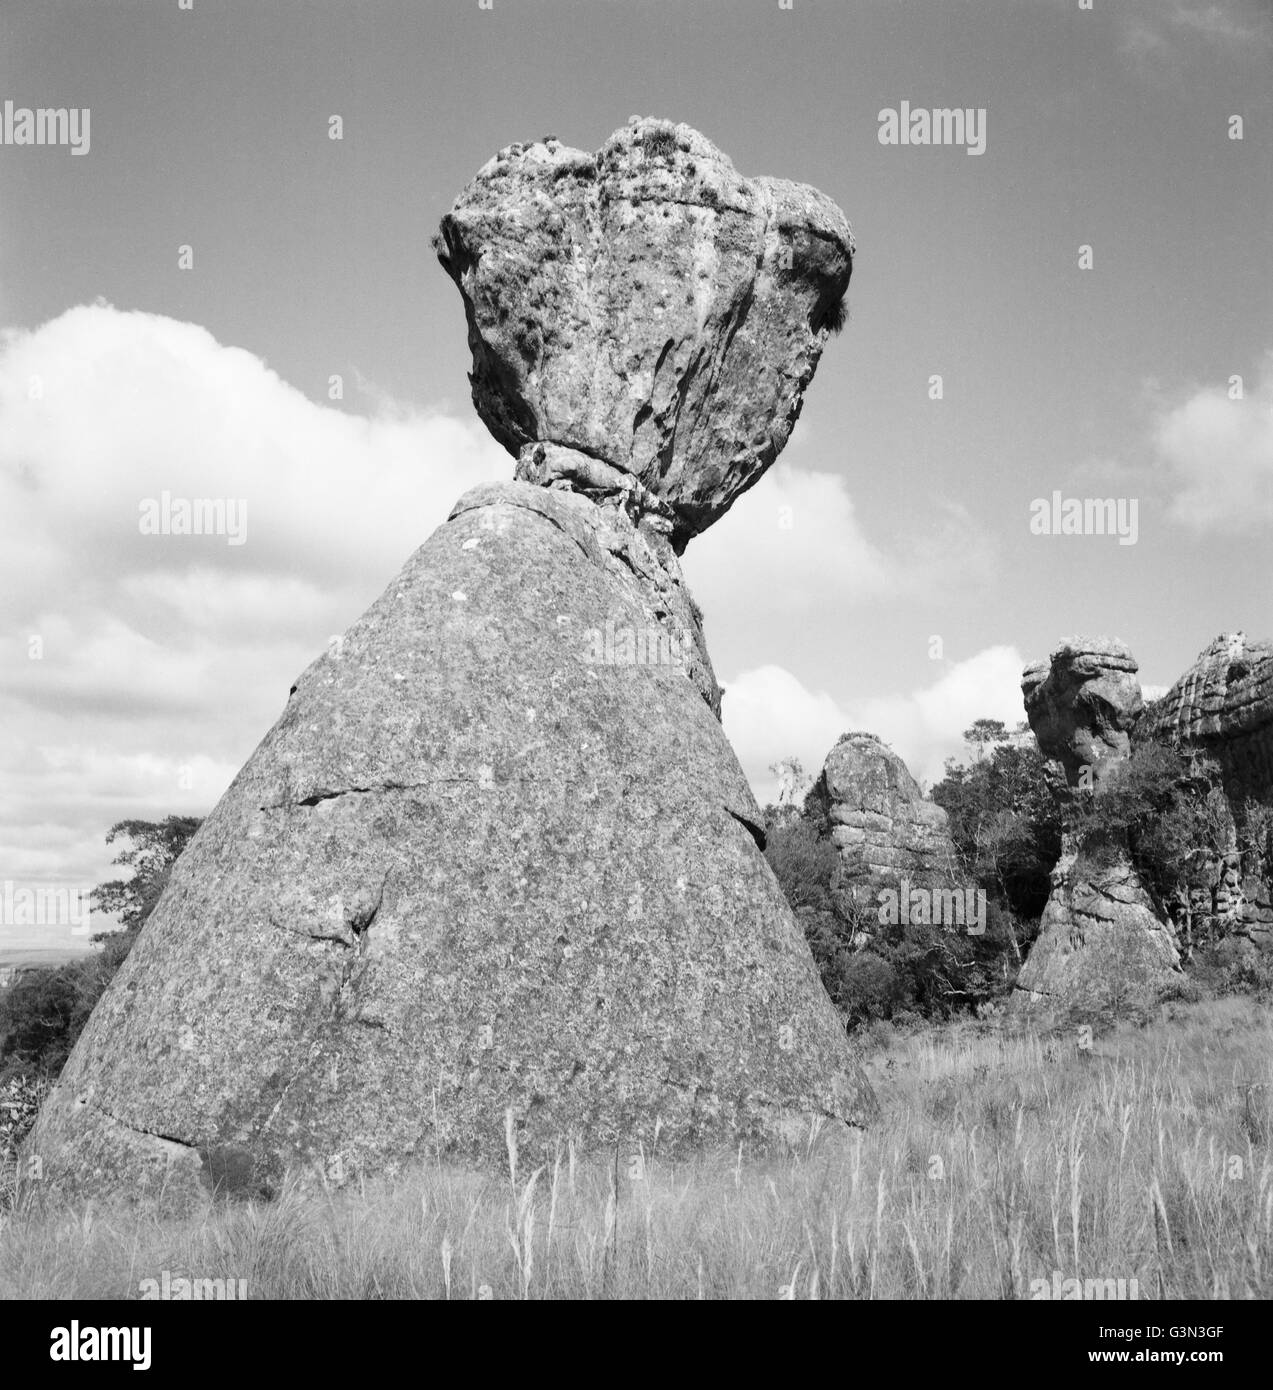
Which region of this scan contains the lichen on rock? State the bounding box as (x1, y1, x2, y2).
(435, 117, 854, 552)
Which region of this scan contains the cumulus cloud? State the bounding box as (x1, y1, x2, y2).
(1157, 355, 1273, 531)
(723, 646, 1027, 806)
(683, 459, 996, 666)
(0, 303, 510, 940)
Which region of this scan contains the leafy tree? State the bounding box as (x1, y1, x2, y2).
(1238, 798, 1273, 877)
(931, 739, 1061, 924)
(765, 764, 1036, 1026)
(0, 815, 202, 1080)
(0, 963, 94, 1078)
(763, 815, 838, 914)
(90, 815, 203, 932)
(963, 718, 1010, 761)
(768, 756, 811, 812)
(1068, 744, 1230, 918)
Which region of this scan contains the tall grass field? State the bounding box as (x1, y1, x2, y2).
(2, 997, 1270, 1300)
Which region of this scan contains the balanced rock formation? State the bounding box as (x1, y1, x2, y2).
(1021, 638, 1142, 790)
(1014, 639, 1180, 1017)
(25, 121, 873, 1208)
(808, 733, 962, 921)
(434, 116, 854, 552)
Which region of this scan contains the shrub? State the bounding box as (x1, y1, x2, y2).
(0, 961, 99, 1080)
(763, 817, 838, 914)
(0, 815, 201, 1082)
(837, 952, 899, 1024)
(765, 741, 1045, 1028)
(819, 295, 849, 335)
(1069, 744, 1234, 917)
(639, 124, 679, 160)
(1190, 944, 1273, 1001)
(931, 738, 1061, 922)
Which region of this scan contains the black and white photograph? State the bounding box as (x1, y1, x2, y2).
(1, 0, 1271, 1341)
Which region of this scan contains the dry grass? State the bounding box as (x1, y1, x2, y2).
(2, 996, 1270, 1299)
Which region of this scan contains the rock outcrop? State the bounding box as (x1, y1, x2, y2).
(434, 117, 854, 552)
(1013, 638, 1180, 1018)
(1011, 845, 1182, 1019)
(1138, 632, 1273, 805)
(24, 122, 874, 1208)
(1021, 638, 1142, 790)
(809, 733, 962, 920)
(1135, 632, 1273, 954)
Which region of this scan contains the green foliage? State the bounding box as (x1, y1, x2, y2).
(0, 816, 201, 1081)
(1068, 744, 1230, 912)
(768, 755, 811, 811)
(962, 718, 1009, 753)
(1238, 797, 1273, 874)
(90, 814, 203, 933)
(638, 123, 679, 160)
(1189, 944, 1273, 1001)
(832, 951, 898, 1022)
(821, 295, 849, 335)
(763, 816, 838, 914)
(0, 963, 100, 1080)
(931, 739, 1061, 922)
(764, 796, 1027, 1028)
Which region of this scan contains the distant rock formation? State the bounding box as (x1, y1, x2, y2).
(1138, 631, 1273, 954)
(25, 121, 873, 1208)
(1021, 638, 1142, 791)
(1013, 638, 1180, 1018)
(434, 116, 854, 553)
(1138, 632, 1273, 805)
(809, 732, 963, 923)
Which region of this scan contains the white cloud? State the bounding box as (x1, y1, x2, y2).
(1119, 0, 1272, 63)
(1169, 0, 1270, 47)
(0, 303, 510, 922)
(683, 460, 996, 661)
(0, 302, 511, 610)
(723, 645, 1027, 805)
(0, 303, 1013, 941)
(1157, 355, 1273, 531)
(685, 464, 891, 621)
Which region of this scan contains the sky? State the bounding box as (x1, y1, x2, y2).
(1, 0, 1271, 948)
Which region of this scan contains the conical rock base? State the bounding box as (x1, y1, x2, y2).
(26, 481, 875, 1206)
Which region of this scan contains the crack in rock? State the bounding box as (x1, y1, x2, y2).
(726, 805, 766, 852)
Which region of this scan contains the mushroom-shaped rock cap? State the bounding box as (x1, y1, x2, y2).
(1022, 637, 1143, 789)
(435, 117, 854, 551)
